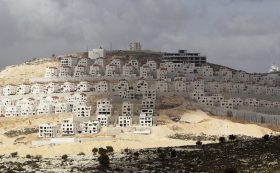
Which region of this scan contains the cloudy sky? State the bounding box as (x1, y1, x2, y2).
(0, 0, 279, 72)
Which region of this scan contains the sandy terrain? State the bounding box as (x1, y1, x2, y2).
(0, 109, 276, 157)
(0, 58, 59, 85)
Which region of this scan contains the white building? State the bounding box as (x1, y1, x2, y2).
(61, 117, 78, 136)
(73, 65, 87, 78)
(220, 100, 234, 110)
(128, 59, 139, 70)
(122, 101, 133, 116)
(68, 93, 87, 106)
(139, 109, 153, 127)
(45, 67, 58, 78)
(146, 60, 157, 71)
(174, 78, 186, 92)
(135, 79, 148, 93)
(20, 105, 36, 116)
(155, 80, 168, 92)
(157, 68, 168, 80)
(55, 103, 72, 114)
(38, 123, 59, 138)
(73, 104, 92, 117)
(94, 57, 106, 68)
(60, 56, 78, 67)
(78, 57, 91, 67)
(143, 89, 157, 100)
(0, 98, 16, 107)
(96, 98, 113, 126)
(62, 82, 76, 93)
(142, 98, 156, 109)
(94, 80, 109, 93)
(112, 79, 129, 92)
(140, 65, 152, 79)
(122, 63, 135, 77)
(88, 48, 106, 59)
(118, 116, 132, 127)
(129, 42, 141, 51)
(89, 64, 101, 77)
(37, 103, 55, 115)
(80, 120, 101, 134)
(3, 84, 17, 96)
(45, 82, 61, 94)
(17, 84, 31, 95)
(40, 96, 59, 106)
(105, 64, 118, 77)
(77, 81, 92, 92)
(5, 106, 21, 117)
(31, 83, 45, 95)
(59, 66, 73, 77)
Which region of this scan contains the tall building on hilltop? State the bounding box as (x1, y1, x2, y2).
(88, 47, 106, 59)
(268, 64, 279, 73)
(163, 50, 206, 67)
(129, 42, 142, 51)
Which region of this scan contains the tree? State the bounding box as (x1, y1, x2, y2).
(196, 140, 202, 146)
(78, 152, 85, 156)
(224, 167, 238, 173)
(262, 134, 270, 141)
(106, 146, 114, 153)
(219, 137, 226, 143)
(10, 152, 18, 158)
(228, 134, 236, 141)
(170, 149, 177, 158)
(98, 147, 107, 155)
(26, 154, 32, 159)
(34, 155, 42, 162)
(98, 153, 110, 167)
(158, 152, 166, 161)
(92, 148, 98, 155)
(61, 154, 68, 162)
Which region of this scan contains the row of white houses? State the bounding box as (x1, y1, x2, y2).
(45, 55, 279, 86)
(38, 101, 154, 138)
(1, 77, 280, 98)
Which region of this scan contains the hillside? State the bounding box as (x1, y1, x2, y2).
(0, 58, 59, 85)
(0, 51, 278, 158)
(0, 100, 276, 157)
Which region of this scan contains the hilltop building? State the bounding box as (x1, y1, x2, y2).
(163, 50, 206, 67)
(88, 48, 106, 59)
(129, 42, 142, 51)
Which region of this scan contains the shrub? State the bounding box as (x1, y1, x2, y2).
(170, 149, 177, 158)
(62, 154, 68, 162)
(196, 140, 202, 146)
(98, 147, 107, 155)
(26, 154, 32, 159)
(124, 148, 129, 153)
(10, 152, 18, 158)
(92, 148, 98, 155)
(34, 155, 42, 161)
(224, 167, 238, 173)
(98, 153, 110, 167)
(106, 146, 114, 153)
(262, 134, 270, 141)
(219, 137, 226, 143)
(229, 134, 236, 141)
(78, 152, 85, 156)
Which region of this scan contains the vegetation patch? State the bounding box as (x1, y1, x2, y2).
(4, 128, 38, 138)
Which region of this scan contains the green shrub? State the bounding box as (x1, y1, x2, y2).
(98, 153, 110, 167)
(106, 146, 114, 153)
(62, 154, 68, 162)
(10, 152, 18, 158)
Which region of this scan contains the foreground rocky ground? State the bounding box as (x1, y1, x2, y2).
(1, 135, 280, 173)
